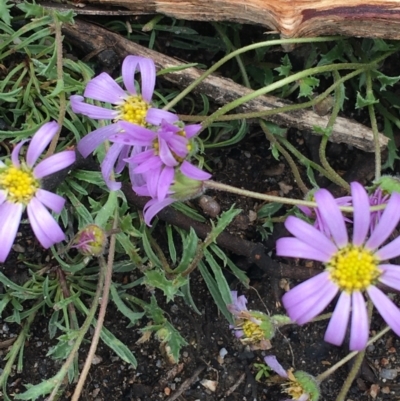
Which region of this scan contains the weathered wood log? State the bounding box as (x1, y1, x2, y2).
(62, 19, 388, 151)
(65, 0, 400, 40)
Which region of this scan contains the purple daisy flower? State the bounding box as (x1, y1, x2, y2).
(71, 55, 173, 189)
(0, 122, 75, 262)
(111, 119, 210, 201)
(277, 182, 400, 351)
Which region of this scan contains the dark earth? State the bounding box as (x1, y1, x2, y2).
(2, 11, 400, 401)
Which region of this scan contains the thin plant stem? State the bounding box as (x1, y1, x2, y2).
(211, 22, 251, 88)
(163, 36, 343, 111)
(178, 68, 367, 123)
(203, 180, 386, 213)
(46, 12, 66, 157)
(260, 120, 309, 194)
(366, 70, 381, 180)
(318, 71, 350, 191)
(71, 212, 119, 401)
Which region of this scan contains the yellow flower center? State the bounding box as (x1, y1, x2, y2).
(117, 95, 149, 126)
(0, 165, 39, 204)
(328, 245, 381, 292)
(284, 371, 307, 400)
(242, 320, 264, 341)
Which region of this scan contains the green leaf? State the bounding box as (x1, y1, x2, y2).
(144, 270, 187, 302)
(163, 321, 188, 362)
(110, 284, 144, 325)
(373, 71, 400, 91)
(257, 202, 283, 219)
(174, 227, 199, 273)
(355, 91, 379, 108)
(94, 191, 118, 227)
(15, 371, 65, 400)
(99, 325, 137, 367)
(375, 175, 400, 194)
(0, 86, 23, 102)
(0, 0, 12, 26)
(298, 76, 320, 98)
(198, 260, 233, 323)
(313, 125, 333, 137)
(275, 54, 292, 77)
(166, 224, 177, 265)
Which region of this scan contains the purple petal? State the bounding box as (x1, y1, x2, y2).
(101, 142, 124, 191)
(276, 237, 331, 262)
(159, 138, 179, 167)
(27, 198, 65, 248)
(284, 216, 337, 256)
(297, 205, 313, 217)
(349, 291, 369, 351)
(264, 356, 288, 378)
(366, 192, 400, 250)
(84, 72, 126, 103)
(293, 280, 338, 325)
(77, 124, 121, 158)
(115, 144, 130, 173)
(35, 189, 65, 213)
(167, 136, 189, 157)
(70, 95, 116, 119)
(314, 189, 348, 248)
(25, 122, 59, 167)
(378, 264, 400, 291)
(375, 235, 400, 261)
(117, 122, 156, 144)
(143, 197, 176, 226)
(33, 151, 75, 179)
(122, 56, 155, 102)
(351, 182, 370, 246)
(11, 140, 28, 167)
(282, 272, 338, 322)
(324, 291, 350, 346)
(146, 108, 178, 125)
(145, 165, 162, 199)
(180, 161, 212, 181)
(368, 285, 400, 337)
(128, 149, 155, 164)
(0, 202, 22, 262)
(184, 124, 201, 139)
(157, 166, 174, 200)
(134, 155, 163, 174)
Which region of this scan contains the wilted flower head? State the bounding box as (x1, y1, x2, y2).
(277, 182, 400, 351)
(71, 55, 173, 190)
(0, 121, 75, 262)
(227, 291, 280, 350)
(264, 355, 320, 401)
(72, 224, 107, 256)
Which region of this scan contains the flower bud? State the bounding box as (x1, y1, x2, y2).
(72, 224, 107, 257)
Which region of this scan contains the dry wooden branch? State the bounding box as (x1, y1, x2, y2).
(62, 19, 388, 151)
(67, 0, 400, 40)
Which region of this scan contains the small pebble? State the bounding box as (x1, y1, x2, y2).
(380, 369, 398, 380)
(198, 195, 221, 217)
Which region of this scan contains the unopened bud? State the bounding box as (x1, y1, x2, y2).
(72, 224, 107, 257)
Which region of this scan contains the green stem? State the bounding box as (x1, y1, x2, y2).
(211, 22, 251, 88)
(366, 70, 381, 180)
(260, 120, 309, 194)
(163, 36, 343, 111)
(317, 71, 350, 190)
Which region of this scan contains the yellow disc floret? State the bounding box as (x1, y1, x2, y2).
(116, 95, 149, 126)
(328, 245, 381, 292)
(0, 165, 39, 204)
(242, 320, 264, 342)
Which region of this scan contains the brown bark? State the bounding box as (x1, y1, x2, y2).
(65, 0, 400, 40)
